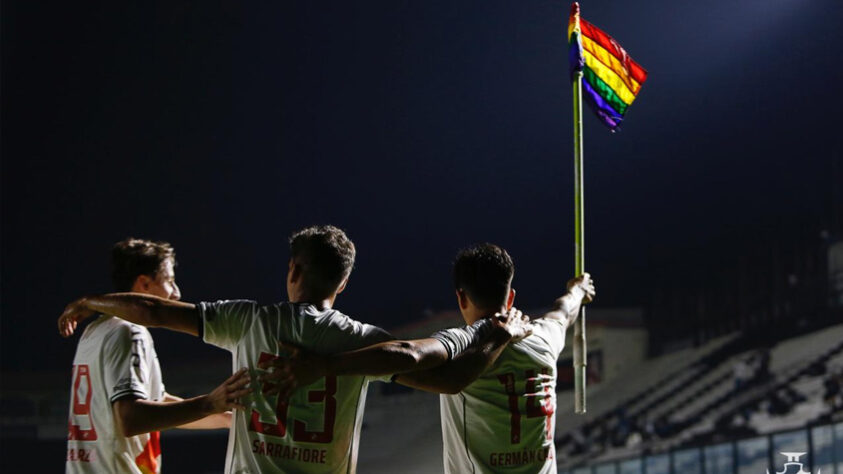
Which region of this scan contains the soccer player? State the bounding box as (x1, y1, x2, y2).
(62, 238, 251, 474)
(59, 226, 530, 473)
(270, 243, 595, 474)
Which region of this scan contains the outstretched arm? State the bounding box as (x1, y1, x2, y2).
(542, 273, 595, 326)
(260, 309, 531, 398)
(112, 369, 251, 437)
(59, 293, 200, 337)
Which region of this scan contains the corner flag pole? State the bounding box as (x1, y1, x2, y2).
(572, 65, 587, 414)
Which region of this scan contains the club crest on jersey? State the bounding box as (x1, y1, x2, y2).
(767, 452, 815, 474)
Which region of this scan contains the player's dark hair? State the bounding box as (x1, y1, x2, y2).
(289, 225, 356, 298)
(111, 238, 176, 292)
(453, 243, 514, 310)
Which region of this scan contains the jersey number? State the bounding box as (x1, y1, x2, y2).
(497, 368, 554, 444)
(248, 352, 337, 443)
(68, 364, 98, 441)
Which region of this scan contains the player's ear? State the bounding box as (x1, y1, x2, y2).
(335, 277, 348, 295)
(288, 259, 302, 283)
(506, 288, 516, 310)
(131, 274, 153, 293)
(456, 289, 469, 310)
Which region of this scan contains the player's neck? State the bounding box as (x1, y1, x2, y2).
(288, 291, 335, 310)
(462, 306, 506, 325)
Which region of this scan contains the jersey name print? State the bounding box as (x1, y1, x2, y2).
(440, 318, 567, 474)
(66, 316, 165, 474)
(199, 300, 393, 474)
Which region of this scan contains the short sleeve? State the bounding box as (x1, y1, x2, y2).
(531, 317, 568, 359)
(429, 318, 495, 359)
(103, 324, 151, 403)
(199, 300, 259, 351)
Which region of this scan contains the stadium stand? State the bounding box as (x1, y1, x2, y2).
(557, 324, 843, 469)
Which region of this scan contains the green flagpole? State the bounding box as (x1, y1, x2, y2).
(572, 65, 587, 415)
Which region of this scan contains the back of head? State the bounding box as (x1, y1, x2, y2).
(289, 225, 356, 299)
(111, 238, 175, 292)
(453, 243, 514, 310)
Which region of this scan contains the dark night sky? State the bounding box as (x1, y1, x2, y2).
(2, 0, 842, 372)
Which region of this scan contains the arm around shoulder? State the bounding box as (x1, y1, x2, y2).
(258, 337, 451, 398)
(395, 309, 530, 394)
(260, 310, 529, 398)
(60, 294, 200, 337)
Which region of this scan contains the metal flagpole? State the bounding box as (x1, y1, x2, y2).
(572, 61, 587, 415)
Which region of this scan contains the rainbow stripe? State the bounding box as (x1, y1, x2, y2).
(568, 3, 647, 131)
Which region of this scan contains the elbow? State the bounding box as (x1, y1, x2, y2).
(401, 340, 448, 369)
(391, 341, 425, 366)
(385, 340, 446, 373)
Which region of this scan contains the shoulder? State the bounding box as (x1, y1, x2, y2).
(513, 319, 566, 350)
(198, 299, 265, 324)
(328, 309, 387, 331)
(96, 317, 150, 351)
(313, 308, 356, 330)
(531, 317, 567, 333)
(313, 308, 393, 343)
(198, 299, 259, 313)
(97, 316, 148, 337)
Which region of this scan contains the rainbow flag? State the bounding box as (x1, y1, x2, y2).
(568, 3, 647, 131)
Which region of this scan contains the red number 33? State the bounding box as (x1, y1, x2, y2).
(248, 352, 337, 443)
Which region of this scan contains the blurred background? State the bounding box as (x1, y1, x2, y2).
(2, 0, 842, 472)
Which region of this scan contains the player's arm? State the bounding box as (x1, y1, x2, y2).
(398, 276, 593, 393)
(258, 338, 448, 397)
(260, 309, 530, 398)
(161, 392, 232, 430)
(542, 273, 595, 326)
(58, 293, 200, 337)
(288, 338, 452, 377)
(112, 369, 251, 437)
(393, 318, 523, 394)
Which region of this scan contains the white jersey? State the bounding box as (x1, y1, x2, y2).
(440, 318, 567, 474)
(199, 300, 393, 474)
(66, 316, 166, 474)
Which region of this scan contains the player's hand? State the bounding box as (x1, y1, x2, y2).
(258, 341, 328, 399)
(567, 272, 596, 304)
(493, 307, 533, 342)
(58, 297, 96, 337)
(204, 368, 252, 413)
